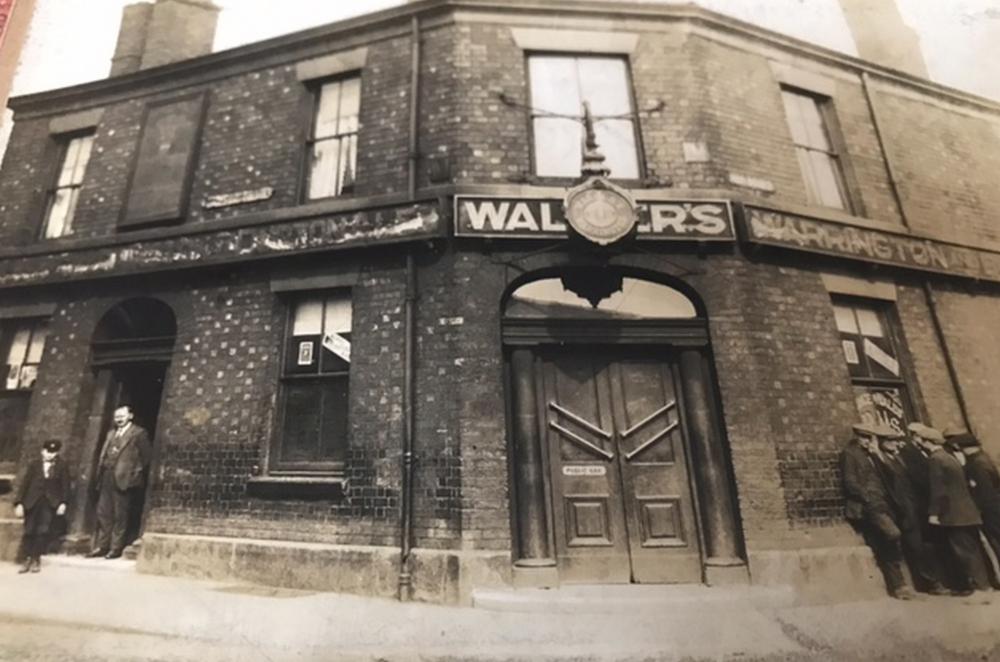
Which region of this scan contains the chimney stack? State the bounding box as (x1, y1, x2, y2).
(839, 0, 928, 78)
(110, 0, 220, 77)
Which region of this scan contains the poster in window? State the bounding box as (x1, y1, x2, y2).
(122, 93, 207, 228)
(842, 339, 859, 365)
(297, 340, 315, 366)
(863, 337, 900, 377)
(854, 386, 906, 436)
(18, 365, 37, 390)
(5, 364, 19, 390)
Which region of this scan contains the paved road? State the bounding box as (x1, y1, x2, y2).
(2, 558, 1000, 661)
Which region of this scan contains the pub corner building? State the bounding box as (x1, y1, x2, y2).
(1, 0, 999, 605)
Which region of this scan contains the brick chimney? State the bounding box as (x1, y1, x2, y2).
(839, 0, 928, 78)
(110, 0, 220, 77)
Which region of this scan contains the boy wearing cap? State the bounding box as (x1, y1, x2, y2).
(842, 422, 916, 599)
(913, 427, 993, 597)
(13, 439, 71, 573)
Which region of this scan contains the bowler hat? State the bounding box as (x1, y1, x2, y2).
(42, 439, 62, 452)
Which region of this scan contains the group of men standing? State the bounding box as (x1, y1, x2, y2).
(843, 421, 1000, 600)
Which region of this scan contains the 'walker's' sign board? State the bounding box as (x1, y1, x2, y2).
(455, 196, 734, 241)
(744, 206, 1000, 283)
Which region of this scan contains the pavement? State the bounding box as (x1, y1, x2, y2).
(1, 555, 1000, 661)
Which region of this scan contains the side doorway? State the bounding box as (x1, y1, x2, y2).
(70, 298, 175, 553)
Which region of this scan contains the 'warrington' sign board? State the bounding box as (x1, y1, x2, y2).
(744, 206, 1000, 283)
(454, 196, 734, 241)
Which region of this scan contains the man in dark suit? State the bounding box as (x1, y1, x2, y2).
(914, 426, 993, 598)
(13, 439, 71, 573)
(952, 432, 1000, 565)
(877, 434, 949, 594)
(88, 405, 152, 559)
(842, 422, 916, 599)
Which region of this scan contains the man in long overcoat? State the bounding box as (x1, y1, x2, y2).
(876, 434, 949, 594)
(842, 422, 916, 599)
(914, 426, 993, 596)
(952, 432, 1000, 566)
(88, 405, 152, 559)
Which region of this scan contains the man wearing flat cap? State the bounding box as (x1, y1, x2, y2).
(13, 439, 71, 573)
(951, 431, 1000, 565)
(912, 425, 993, 596)
(842, 421, 916, 599)
(876, 432, 949, 594)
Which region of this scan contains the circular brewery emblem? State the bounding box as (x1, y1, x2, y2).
(564, 178, 637, 246)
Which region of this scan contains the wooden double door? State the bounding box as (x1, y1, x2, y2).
(537, 347, 702, 584)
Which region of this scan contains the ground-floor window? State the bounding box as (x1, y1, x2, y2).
(271, 291, 352, 473)
(0, 318, 48, 464)
(831, 297, 912, 433)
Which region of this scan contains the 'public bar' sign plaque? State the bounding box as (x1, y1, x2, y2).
(455, 196, 734, 241)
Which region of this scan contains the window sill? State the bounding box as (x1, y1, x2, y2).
(245, 475, 346, 500)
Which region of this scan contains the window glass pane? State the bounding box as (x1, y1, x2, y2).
(44, 189, 75, 238)
(70, 135, 95, 184)
(832, 305, 858, 333)
(808, 150, 846, 209)
(25, 326, 47, 364)
(506, 277, 696, 319)
(794, 148, 821, 204)
(340, 134, 357, 191)
(854, 385, 907, 436)
(0, 396, 30, 462)
(578, 58, 631, 115)
(279, 382, 322, 463)
(6, 327, 30, 365)
(533, 117, 581, 178)
(292, 299, 323, 336)
(781, 91, 810, 146)
(796, 96, 831, 150)
(323, 296, 352, 333)
(595, 119, 639, 179)
(529, 56, 580, 115)
(318, 375, 349, 460)
(57, 138, 82, 186)
(314, 82, 343, 140)
(337, 77, 361, 134)
(855, 307, 885, 338)
(308, 139, 342, 199)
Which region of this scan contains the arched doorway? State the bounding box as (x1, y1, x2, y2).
(72, 298, 176, 552)
(503, 268, 744, 586)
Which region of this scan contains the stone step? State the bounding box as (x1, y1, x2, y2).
(36, 553, 137, 573)
(471, 583, 796, 614)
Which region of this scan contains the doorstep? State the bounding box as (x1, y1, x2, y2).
(471, 582, 796, 613)
(36, 553, 137, 573)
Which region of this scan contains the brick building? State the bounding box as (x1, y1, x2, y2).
(1, 0, 999, 604)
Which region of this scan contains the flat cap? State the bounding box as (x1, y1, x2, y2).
(42, 439, 62, 452)
(852, 422, 900, 439)
(948, 432, 980, 449)
(908, 422, 945, 443)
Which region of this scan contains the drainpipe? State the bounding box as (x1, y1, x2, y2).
(397, 13, 421, 602)
(861, 71, 972, 431)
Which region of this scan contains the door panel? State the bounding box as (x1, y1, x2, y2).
(539, 348, 702, 584)
(542, 353, 630, 583)
(611, 360, 702, 582)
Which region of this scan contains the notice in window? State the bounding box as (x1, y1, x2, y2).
(854, 386, 906, 436)
(863, 338, 899, 376)
(322, 333, 351, 363)
(842, 340, 859, 365)
(297, 340, 314, 366)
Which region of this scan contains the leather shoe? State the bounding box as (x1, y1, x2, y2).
(85, 549, 108, 558)
(105, 550, 122, 560)
(29, 558, 40, 573)
(17, 560, 32, 574)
